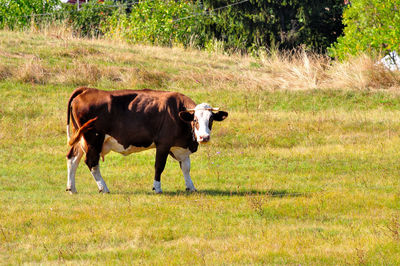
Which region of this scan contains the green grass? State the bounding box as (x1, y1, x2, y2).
(1, 30, 400, 264)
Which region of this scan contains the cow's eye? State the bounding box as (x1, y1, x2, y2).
(193, 118, 199, 130)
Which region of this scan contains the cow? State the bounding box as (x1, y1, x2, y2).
(66, 87, 228, 194)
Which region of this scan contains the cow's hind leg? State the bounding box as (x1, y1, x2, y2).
(90, 165, 110, 193)
(84, 132, 109, 193)
(66, 145, 83, 194)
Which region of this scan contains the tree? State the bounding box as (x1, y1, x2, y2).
(329, 0, 400, 59)
(198, 0, 345, 52)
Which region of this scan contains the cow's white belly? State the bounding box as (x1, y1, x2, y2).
(101, 135, 155, 157)
(170, 146, 192, 161)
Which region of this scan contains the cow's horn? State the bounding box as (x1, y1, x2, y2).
(186, 107, 219, 112)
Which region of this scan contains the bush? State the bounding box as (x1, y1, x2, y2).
(0, 0, 60, 30)
(329, 0, 400, 59)
(0, 0, 116, 37)
(62, 0, 116, 37)
(104, 0, 203, 47)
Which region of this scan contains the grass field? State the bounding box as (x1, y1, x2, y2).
(1, 29, 400, 264)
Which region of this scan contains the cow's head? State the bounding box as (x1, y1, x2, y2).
(179, 103, 228, 144)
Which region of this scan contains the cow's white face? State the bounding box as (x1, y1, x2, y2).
(193, 103, 213, 143)
(179, 103, 228, 144)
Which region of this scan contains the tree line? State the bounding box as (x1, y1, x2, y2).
(0, 0, 398, 58)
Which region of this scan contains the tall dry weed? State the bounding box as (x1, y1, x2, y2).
(257, 50, 330, 90)
(57, 46, 102, 58)
(38, 20, 75, 42)
(3, 26, 400, 91)
(328, 55, 400, 90)
(55, 60, 101, 86)
(55, 61, 171, 88)
(13, 57, 48, 84)
(124, 68, 170, 88)
(0, 64, 12, 81)
(256, 50, 400, 90)
(102, 66, 125, 82)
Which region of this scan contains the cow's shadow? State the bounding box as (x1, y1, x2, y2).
(195, 189, 307, 197)
(116, 188, 307, 197)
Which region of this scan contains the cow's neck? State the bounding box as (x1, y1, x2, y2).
(190, 121, 196, 142)
(188, 121, 198, 153)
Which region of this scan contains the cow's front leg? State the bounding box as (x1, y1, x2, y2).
(180, 156, 197, 192)
(153, 146, 169, 194)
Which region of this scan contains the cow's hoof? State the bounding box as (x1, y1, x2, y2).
(66, 188, 77, 194)
(185, 187, 197, 192)
(99, 189, 110, 194)
(152, 181, 162, 194)
(152, 187, 163, 194)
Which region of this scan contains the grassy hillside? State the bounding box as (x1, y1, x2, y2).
(0, 29, 400, 264)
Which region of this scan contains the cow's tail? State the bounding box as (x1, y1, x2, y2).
(68, 117, 98, 146)
(67, 87, 89, 143)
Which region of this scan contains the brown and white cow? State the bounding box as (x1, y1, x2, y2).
(66, 87, 228, 194)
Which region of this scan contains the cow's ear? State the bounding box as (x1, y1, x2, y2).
(213, 111, 228, 121)
(179, 111, 194, 122)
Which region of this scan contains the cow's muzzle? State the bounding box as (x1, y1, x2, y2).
(198, 135, 210, 143)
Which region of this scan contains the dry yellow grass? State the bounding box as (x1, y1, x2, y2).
(328, 55, 400, 90)
(13, 57, 48, 84)
(0, 63, 12, 80)
(1, 29, 399, 91)
(257, 50, 400, 91)
(57, 60, 102, 86)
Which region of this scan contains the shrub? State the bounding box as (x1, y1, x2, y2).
(0, 0, 60, 30)
(104, 0, 205, 47)
(62, 0, 116, 37)
(329, 0, 400, 59)
(0, 0, 116, 37)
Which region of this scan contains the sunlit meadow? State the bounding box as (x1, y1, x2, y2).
(0, 29, 400, 264)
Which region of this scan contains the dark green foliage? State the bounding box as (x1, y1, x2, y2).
(198, 0, 345, 53)
(62, 0, 116, 37)
(0, 0, 346, 52)
(104, 0, 345, 52)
